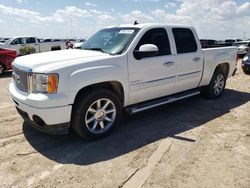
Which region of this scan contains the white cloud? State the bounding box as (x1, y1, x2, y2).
(97, 14, 116, 22)
(120, 10, 155, 23)
(165, 2, 177, 8)
(0, 5, 91, 24)
(85, 2, 97, 7)
(16, 0, 28, 4)
(1, 0, 250, 39)
(89, 9, 102, 15)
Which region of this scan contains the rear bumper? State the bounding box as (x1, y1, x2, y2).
(16, 107, 70, 135)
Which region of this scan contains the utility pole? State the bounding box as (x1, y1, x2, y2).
(243, 32, 246, 40)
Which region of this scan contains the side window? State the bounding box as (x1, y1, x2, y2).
(172, 28, 197, 54)
(10, 38, 25, 45)
(135, 28, 171, 56)
(26, 37, 36, 44)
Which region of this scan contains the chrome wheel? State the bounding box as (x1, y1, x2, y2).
(213, 74, 225, 96)
(85, 98, 116, 134)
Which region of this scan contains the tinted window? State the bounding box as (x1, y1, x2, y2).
(26, 37, 36, 44)
(172, 28, 197, 54)
(11, 38, 25, 45)
(136, 28, 171, 56)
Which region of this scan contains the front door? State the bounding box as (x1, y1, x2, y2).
(9, 38, 26, 55)
(128, 28, 176, 104)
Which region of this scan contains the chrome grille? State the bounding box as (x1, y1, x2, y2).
(12, 66, 29, 92)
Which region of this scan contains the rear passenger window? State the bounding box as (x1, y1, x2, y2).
(135, 28, 171, 56)
(26, 37, 36, 44)
(172, 28, 197, 54)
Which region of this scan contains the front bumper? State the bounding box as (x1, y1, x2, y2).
(17, 107, 70, 134)
(9, 81, 72, 134)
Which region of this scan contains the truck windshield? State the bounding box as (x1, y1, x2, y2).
(81, 28, 139, 55)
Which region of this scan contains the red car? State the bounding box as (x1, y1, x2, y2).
(0, 48, 17, 75)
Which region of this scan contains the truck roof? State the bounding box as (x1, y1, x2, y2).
(105, 23, 194, 29)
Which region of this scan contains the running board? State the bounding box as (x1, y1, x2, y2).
(126, 89, 200, 114)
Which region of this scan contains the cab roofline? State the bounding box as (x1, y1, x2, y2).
(104, 23, 194, 29)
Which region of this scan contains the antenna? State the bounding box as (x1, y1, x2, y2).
(134, 20, 139, 25)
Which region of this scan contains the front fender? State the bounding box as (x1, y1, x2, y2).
(67, 64, 129, 106)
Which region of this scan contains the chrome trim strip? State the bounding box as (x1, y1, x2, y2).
(131, 75, 176, 86)
(178, 70, 201, 77)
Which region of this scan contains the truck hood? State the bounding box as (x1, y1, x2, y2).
(13, 49, 110, 72)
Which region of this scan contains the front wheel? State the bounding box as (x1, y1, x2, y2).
(201, 69, 226, 99)
(71, 89, 122, 140)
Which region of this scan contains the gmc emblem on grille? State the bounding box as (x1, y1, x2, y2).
(12, 72, 21, 84)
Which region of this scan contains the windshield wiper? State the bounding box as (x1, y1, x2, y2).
(83, 47, 104, 53)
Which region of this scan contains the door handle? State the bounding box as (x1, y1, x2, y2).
(193, 57, 201, 62)
(163, 62, 174, 67)
(34, 44, 38, 46)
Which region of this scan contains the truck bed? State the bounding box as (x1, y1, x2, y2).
(200, 46, 237, 86)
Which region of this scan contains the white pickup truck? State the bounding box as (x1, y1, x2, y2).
(9, 23, 237, 140)
(0, 36, 66, 55)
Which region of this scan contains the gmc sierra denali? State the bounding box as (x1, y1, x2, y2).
(9, 23, 237, 139)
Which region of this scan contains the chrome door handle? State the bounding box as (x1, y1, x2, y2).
(193, 57, 201, 62)
(163, 62, 174, 66)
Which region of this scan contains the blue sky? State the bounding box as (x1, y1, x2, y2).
(0, 0, 250, 40)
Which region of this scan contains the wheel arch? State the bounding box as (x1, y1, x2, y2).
(73, 81, 125, 106)
(214, 62, 230, 78)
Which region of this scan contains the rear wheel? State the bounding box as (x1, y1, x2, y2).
(201, 69, 226, 99)
(71, 89, 122, 140)
(0, 63, 5, 75)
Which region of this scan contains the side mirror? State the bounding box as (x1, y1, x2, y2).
(134, 44, 159, 60)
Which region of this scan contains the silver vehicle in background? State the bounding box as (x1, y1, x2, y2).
(233, 41, 250, 57)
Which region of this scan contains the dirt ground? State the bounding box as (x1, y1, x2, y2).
(0, 60, 249, 188)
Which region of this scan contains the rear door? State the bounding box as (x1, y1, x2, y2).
(128, 28, 176, 104)
(25, 37, 40, 53)
(172, 28, 203, 93)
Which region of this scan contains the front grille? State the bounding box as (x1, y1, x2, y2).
(13, 66, 29, 92)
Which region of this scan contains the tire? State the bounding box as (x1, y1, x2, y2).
(0, 63, 5, 75)
(201, 69, 226, 99)
(71, 89, 122, 140)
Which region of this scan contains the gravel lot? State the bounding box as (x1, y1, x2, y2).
(0, 60, 249, 188)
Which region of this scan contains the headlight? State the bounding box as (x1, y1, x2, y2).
(29, 73, 59, 94)
(243, 56, 249, 62)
